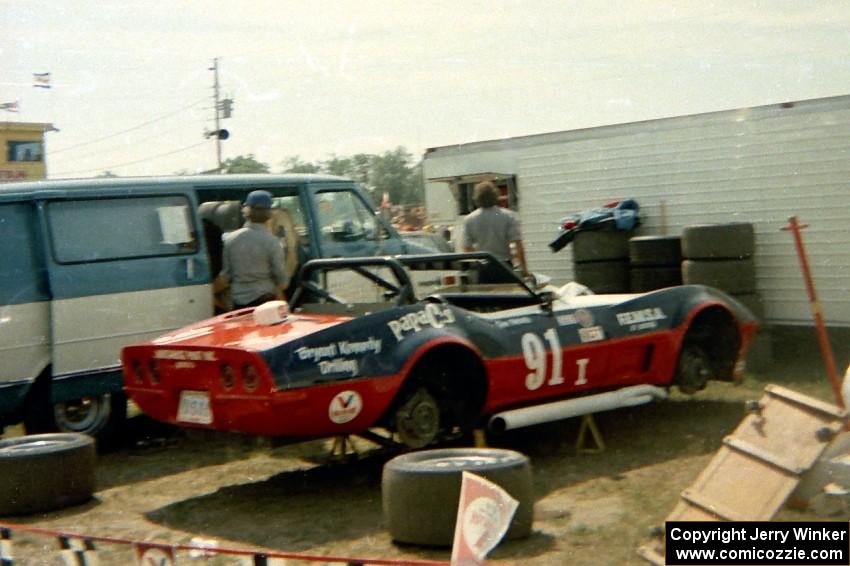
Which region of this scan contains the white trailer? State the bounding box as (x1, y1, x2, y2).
(423, 95, 850, 327)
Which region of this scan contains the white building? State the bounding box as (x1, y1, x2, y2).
(423, 95, 850, 328)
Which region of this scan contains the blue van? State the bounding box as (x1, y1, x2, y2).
(0, 174, 425, 444)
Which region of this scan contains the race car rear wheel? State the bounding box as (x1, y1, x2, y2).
(395, 387, 441, 449)
(675, 344, 712, 394)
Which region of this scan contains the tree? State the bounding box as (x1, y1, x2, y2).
(371, 147, 423, 205)
(222, 154, 270, 174)
(280, 156, 321, 174)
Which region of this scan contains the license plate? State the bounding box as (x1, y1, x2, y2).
(177, 391, 212, 425)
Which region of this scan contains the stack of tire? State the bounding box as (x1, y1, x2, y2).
(681, 222, 771, 370)
(628, 236, 682, 292)
(571, 230, 632, 293)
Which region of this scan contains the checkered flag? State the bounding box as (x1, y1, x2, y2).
(58, 536, 99, 566)
(1, 528, 13, 566)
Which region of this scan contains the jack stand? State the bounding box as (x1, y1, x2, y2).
(330, 435, 359, 460)
(576, 414, 605, 454)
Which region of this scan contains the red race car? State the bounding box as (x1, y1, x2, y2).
(122, 253, 757, 449)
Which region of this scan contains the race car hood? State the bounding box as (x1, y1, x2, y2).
(149, 307, 352, 352)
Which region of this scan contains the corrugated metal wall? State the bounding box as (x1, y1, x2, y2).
(517, 97, 850, 326)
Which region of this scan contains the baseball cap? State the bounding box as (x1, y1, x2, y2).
(245, 190, 273, 209)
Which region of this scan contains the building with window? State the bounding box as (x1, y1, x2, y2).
(1, 121, 54, 183)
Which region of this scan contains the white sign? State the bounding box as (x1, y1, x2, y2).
(328, 390, 363, 424)
(451, 471, 519, 565)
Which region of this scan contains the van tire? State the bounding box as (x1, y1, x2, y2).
(24, 378, 126, 450)
(0, 433, 96, 515)
(628, 236, 682, 267)
(382, 448, 534, 546)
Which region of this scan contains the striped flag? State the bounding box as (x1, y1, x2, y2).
(33, 72, 51, 89)
(0, 101, 19, 113)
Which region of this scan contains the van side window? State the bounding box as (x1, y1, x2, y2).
(47, 196, 198, 264)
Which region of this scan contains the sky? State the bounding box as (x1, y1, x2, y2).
(4, 1, 850, 179)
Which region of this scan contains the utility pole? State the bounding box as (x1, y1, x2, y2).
(210, 58, 222, 173)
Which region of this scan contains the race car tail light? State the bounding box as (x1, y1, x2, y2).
(220, 363, 236, 390)
(148, 359, 160, 385)
(241, 364, 259, 391)
(130, 359, 145, 385)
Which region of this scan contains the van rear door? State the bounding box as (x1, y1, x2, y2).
(41, 193, 212, 397)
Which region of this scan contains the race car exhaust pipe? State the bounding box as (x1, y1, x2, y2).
(487, 384, 668, 433)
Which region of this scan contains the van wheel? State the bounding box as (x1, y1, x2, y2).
(24, 386, 127, 449)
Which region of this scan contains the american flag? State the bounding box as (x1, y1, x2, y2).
(33, 72, 51, 88)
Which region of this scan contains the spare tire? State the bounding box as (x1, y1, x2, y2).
(0, 433, 96, 515)
(682, 259, 756, 294)
(574, 260, 630, 294)
(572, 231, 630, 262)
(630, 266, 682, 293)
(629, 236, 682, 267)
(382, 448, 534, 546)
(681, 223, 754, 260)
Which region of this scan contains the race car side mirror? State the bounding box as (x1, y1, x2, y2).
(538, 290, 556, 314)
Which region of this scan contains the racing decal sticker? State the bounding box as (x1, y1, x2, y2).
(578, 326, 604, 343)
(616, 307, 666, 331)
(295, 337, 382, 376)
(556, 313, 577, 326)
(575, 309, 595, 328)
(329, 390, 363, 424)
(387, 303, 456, 341)
(153, 349, 217, 361)
(494, 316, 533, 329)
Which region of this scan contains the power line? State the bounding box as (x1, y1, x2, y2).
(52, 140, 208, 177)
(50, 98, 207, 155)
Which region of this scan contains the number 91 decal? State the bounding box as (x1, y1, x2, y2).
(522, 329, 589, 391)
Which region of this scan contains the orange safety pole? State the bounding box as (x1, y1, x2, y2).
(781, 216, 844, 408)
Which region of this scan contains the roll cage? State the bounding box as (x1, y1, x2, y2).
(289, 252, 542, 311)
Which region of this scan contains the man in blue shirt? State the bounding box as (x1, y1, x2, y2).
(215, 190, 288, 309)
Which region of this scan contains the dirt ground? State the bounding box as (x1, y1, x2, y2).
(1, 347, 845, 565)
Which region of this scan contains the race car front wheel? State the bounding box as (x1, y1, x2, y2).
(394, 387, 440, 449)
(676, 345, 712, 394)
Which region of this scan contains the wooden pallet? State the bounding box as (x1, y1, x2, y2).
(638, 384, 847, 564)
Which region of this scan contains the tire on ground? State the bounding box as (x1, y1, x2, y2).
(629, 266, 682, 293)
(572, 231, 630, 262)
(382, 448, 534, 546)
(681, 223, 754, 260)
(0, 433, 96, 515)
(681, 259, 756, 294)
(731, 292, 765, 322)
(628, 235, 682, 266)
(574, 260, 630, 294)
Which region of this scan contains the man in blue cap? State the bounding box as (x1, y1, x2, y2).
(214, 190, 288, 309)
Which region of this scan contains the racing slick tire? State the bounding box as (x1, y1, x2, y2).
(681, 259, 756, 294)
(0, 433, 96, 515)
(572, 230, 630, 263)
(574, 260, 630, 294)
(382, 448, 534, 546)
(681, 222, 754, 260)
(628, 235, 682, 267)
(629, 266, 682, 293)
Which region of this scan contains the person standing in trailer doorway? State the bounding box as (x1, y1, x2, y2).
(214, 190, 288, 309)
(462, 180, 529, 283)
